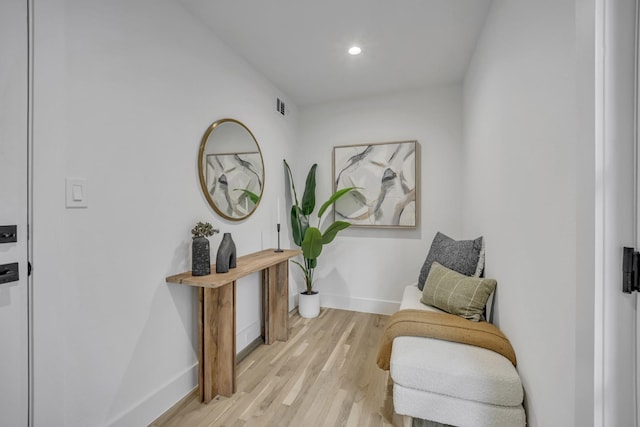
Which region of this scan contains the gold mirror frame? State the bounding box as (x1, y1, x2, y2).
(198, 118, 264, 221)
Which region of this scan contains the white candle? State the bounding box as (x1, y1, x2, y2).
(277, 197, 281, 224)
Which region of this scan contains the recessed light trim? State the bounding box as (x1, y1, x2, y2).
(348, 46, 362, 56)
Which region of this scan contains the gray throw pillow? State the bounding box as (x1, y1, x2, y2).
(421, 262, 496, 321)
(417, 232, 484, 291)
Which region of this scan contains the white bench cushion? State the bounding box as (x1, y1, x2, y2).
(394, 383, 526, 427)
(391, 336, 523, 406)
(391, 284, 524, 407)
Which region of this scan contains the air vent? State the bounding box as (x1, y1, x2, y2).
(276, 98, 285, 116)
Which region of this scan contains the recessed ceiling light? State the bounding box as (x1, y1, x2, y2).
(348, 46, 362, 56)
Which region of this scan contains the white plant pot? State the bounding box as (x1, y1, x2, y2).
(298, 291, 320, 318)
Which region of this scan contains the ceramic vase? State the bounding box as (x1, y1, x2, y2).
(192, 236, 210, 276)
(298, 291, 320, 318)
(216, 232, 237, 273)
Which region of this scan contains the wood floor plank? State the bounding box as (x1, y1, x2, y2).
(152, 308, 394, 427)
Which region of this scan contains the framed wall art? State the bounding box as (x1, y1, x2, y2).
(333, 140, 418, 228)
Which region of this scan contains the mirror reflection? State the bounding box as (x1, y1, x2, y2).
(198, 118, 264, 221)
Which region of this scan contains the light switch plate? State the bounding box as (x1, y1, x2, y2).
(66, 178, 88, 208)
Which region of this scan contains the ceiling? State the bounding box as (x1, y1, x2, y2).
(179, 0, 492, 106)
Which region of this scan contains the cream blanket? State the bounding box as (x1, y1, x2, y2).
(376, 309, 517, 370)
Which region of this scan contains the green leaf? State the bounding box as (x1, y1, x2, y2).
(301, 164, 317, 215)
(307, 258, 317, 269)
(233, 188, 260, 204)
(317, 186, 357, 219)
(283, 159, 300, 208)
(301, 227, 323, 260)
(290, 205, 308, 247)
(321, 221, 351, 244)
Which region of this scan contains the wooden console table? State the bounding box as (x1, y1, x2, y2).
(166, 248, 300, 403)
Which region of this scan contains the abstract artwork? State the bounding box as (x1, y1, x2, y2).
(333, 141, 418, 228)
(205, 152, 263, 218)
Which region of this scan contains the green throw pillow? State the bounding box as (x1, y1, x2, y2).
(421, 262, 496, 321)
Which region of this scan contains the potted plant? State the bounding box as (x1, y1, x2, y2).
(284, 160, 356, 318)
(191, 221, 219, 276)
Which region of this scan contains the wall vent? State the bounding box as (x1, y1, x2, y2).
(276, 98, 285, 116)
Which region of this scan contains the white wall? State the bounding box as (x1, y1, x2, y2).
(297, 86, 465, 314)
(462, 1, 578, 425)
(32, 0, 297, 426)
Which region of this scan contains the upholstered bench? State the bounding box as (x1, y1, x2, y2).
(389, 284, 526, 427)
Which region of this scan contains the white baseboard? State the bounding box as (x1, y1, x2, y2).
(105, 363, 197, 427)
(319, 293, 400, 315)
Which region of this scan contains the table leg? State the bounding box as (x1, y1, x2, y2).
(262, 270, 269, 344)
(262, 260, 289, 344)
(198, 288, 204, 401)
(199, 282, 236, 403)
(274, 260, 288, 341)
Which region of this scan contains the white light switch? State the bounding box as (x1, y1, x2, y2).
(72, 184, 83, 201)
(66, 178, 88, 208)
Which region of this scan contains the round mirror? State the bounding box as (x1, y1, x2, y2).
(198, 118, 264, 221)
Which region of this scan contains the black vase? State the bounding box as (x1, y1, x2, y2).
(192, 236, 211, 276)
(216, 233, 237, 273)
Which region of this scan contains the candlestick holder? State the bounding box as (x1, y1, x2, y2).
(274, 223, 284, 253)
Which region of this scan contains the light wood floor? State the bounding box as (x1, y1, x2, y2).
(151, 308, 396, 427)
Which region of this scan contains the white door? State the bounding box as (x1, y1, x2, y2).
(0, 0, 30, 425)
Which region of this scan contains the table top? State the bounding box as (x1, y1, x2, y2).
(166, 248, 300, 288)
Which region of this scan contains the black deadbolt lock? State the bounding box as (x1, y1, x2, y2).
(0, 225, 17, 244)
